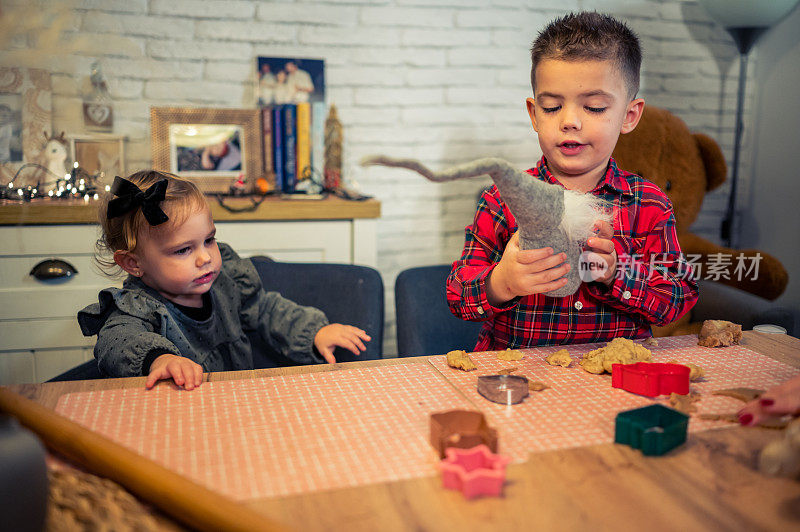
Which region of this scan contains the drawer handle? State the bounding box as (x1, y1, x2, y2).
(29, 259, 78, 280)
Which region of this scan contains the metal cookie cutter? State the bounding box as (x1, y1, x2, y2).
(477, 375, 529, 405)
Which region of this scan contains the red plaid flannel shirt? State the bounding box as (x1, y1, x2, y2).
(446, 157, 698, 350)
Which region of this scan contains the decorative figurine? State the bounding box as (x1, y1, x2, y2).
(323, 104, 342, 190)
(229, 175, 248, 196)
(42, 131, 68, 179)
(83, 61, 113, 131)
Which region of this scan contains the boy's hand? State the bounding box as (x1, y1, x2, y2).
(585, 220, 617, 286)
(487, 231, 570, 305)
(314, 324, 371, 364)
(146, 354, 204, 390)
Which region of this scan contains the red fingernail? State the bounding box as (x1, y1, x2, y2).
(738, 413, 753, 425)
(760, 399, 774, 407)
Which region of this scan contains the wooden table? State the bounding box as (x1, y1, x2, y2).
(6, 331, 800, 531)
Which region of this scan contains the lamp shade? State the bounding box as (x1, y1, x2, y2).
(698, 0, 799, 28)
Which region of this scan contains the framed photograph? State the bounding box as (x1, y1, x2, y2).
(256, 57, 325, 107)
(151, 107, 263, 194)
(0, 67, 52, 186)
(0, 92, 23, 163)
(68, 133, 125, 183)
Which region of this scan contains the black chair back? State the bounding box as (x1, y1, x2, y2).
(250, 257, 384, 367)
(48, 359, 104, 382)
(395, 265, 483, 357)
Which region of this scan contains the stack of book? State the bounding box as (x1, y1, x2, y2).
(261, 102, 326, 193)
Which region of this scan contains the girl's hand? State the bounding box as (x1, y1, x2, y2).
(314, 324, 371, 364)
(585, 220, 617, 286)
(487, 231, 570, 305)
(738, 375, 800, 426)
(146, 354, 204, 390)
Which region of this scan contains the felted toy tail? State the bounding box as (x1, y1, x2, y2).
(360, 155, 517, 183)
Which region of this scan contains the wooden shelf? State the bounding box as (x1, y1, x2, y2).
(0, 196, 380, 225)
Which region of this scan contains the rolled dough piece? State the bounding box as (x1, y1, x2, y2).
(579, 337, 652, 374)
(698, 413, 739, 423)
(667, 360, 705, 381)
(711, 388, 764, 403)
(669, 392, 700, 414)
(546, 349, 572, 368)
(759, 437, 800, 478)
(528, 381, 549, 392)
(497, 349, 524, 361)
(446, 350, 477, 371)
(698, 319, 742, 347)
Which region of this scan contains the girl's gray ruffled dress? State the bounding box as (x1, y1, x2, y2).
(78, 243, 328, 377)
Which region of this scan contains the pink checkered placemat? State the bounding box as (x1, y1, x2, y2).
(55, 364, 474, 501)
(429, 335, 800, 461)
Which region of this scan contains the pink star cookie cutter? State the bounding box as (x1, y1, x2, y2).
(438, 444, 511, 499)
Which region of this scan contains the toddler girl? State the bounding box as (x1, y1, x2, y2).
(78, 170, 370, 390)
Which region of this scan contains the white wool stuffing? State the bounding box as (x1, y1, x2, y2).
(560, 189, 612, 244)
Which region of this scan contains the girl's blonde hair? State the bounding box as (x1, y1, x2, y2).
(95, 170, 207, 275)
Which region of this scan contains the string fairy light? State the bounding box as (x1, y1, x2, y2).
(1, 161, 105, 203)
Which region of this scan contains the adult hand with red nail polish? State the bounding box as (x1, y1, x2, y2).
(738, 375, 800, 426)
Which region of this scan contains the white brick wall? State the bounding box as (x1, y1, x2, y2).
(3, 0, 757, 356)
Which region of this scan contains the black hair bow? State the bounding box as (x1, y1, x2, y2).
(107, 176, 169, 226)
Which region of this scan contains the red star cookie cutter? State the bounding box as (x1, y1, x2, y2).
(611, 362, 690, 397)
(438, 444, 511, 499)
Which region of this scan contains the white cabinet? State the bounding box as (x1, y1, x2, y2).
(0, 213, 378, 384)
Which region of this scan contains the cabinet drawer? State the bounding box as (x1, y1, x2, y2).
(0, 348, 92, 384)
(0, 317, 93, 351)
(215, 221, 352, 263)
(0, 286, 108, 320)
(0, 351, 34, 385)
(0, 225, 100, 255)
(0, 254, 118, 289)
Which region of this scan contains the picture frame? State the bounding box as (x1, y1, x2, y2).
(0, 67, 52, 187)
(68, 133, 125, 184)
(151, 107, 263, 194)
(256, 57, 325, 107)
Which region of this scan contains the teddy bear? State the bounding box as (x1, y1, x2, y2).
(612, 106, 788, 336)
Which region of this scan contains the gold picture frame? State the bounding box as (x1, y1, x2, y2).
(0, 67, 52, 187)
(68, 133, 125, 185)
(151, 107, 262, 194)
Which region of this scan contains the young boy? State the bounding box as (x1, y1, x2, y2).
(447, 11, 698, 350)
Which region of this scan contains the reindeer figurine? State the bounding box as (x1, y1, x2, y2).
(42, 131, 68, 179)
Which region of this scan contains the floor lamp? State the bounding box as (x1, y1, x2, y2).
(698, 0, 799, 248)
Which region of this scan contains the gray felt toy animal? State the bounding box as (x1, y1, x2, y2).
(361, 156, 610, 297)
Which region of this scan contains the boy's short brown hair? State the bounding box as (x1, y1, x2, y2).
(530, 11, 642, 99)
(96, 170, 207, 275)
